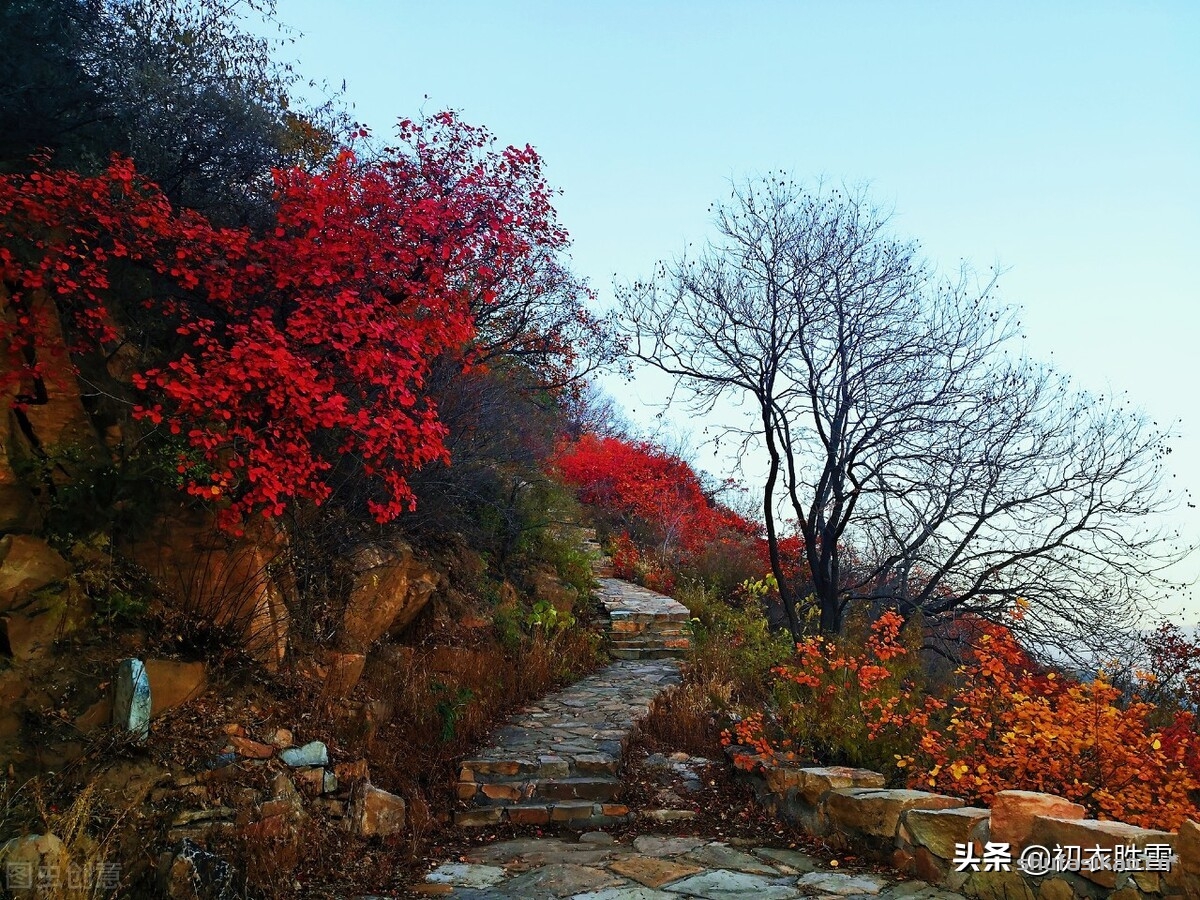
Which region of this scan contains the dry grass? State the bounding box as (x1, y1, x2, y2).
(636, 679, 726, 758)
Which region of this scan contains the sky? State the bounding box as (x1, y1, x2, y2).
(269, 0, 1200, 617)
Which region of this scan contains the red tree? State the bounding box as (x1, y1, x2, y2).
(1, 112, 572, 530)
(555, 433, 758, 554)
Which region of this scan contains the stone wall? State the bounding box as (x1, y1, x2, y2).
(726, 747, 1198, 899)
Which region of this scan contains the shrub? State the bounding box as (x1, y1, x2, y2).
(678, 580, 792, 708)
(894, 619, 1200, 830)
(739, 601, 1200, 831)
(768, 609, 929, 775)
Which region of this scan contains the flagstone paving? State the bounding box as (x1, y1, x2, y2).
(419, 833, 969, 898)
(455, 575, 691, 826)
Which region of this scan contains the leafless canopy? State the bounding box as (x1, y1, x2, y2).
(616, 177, 1187, 657)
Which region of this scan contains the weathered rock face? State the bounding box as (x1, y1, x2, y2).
(1, 590, 91, 661)
(0, 535, 69, 611)
(0, 290, 110, 531)
(320, 650, 366, 701)
(144, 659, 207, 717)
(0, 410, 37, 533)
(125, 508, 289, 669)
(338, 542, 439, 652)
(0, 291, 109, 530)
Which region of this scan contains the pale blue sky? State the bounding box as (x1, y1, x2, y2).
(272, 1, 1199, 614)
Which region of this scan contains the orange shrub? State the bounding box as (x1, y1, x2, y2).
(740, 604, 1200, 831)
(894, 621, 1200, 830)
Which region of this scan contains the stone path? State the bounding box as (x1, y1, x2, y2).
(419, 831, 968, 898)
(455, 571, 693, 827)
(454, 659, 681, 827)
(596, 579, 691, 661)
(437, 564, 966, 898)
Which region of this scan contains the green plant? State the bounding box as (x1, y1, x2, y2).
(527, 598, 575, 632)
(676, 579, 792, 707)
(492, 601, 524, 651)
(432, 682, 475, 743)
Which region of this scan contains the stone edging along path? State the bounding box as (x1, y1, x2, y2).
(725, 751, 1200, 899)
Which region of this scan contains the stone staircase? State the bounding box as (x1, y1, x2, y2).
(596, 579, 691, 660)
(580, 530, 692, 660)
(454, 534, 693, 827)
(454, 658, 680, 827)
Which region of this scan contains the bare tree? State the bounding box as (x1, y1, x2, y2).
(617, 177, 1187, 654)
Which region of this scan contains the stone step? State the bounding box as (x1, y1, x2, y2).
(609, 624, 686, 638)
(455, 655, 680, 827)
(459, 752, 620, 784)
(454, 800, 632, 828)
(459, 776, 622, 805)
(610, 638, 690, 651)
(609, 610, 691, 624)
(609, 646, 688, 661)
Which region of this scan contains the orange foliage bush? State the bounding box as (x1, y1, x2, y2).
(744, 605, 1200, 831)
(892, 618, 1200, 830)
(720, 611, 928, 775)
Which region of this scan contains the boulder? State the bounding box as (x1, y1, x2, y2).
(113, 658, 152, 741)
(144, 659, 206, 717)
(2, 600, 86, 661)
(1028, 816, 1175, 888)
(794, 766, 886, 805)
(334, 758, 369, 785)
(990, 790, 1085, 849)
(279, 741, 327, 768)
(294, 767, 326, 797)
(339, 543, 439, 650)
(0, 535, 70, 611)
(824, 787, 963, 839)
(0, 833, 69, 898)
(163, 838, 235, 900)
(76, 695, 114, 733)
(903, 806, 991, 860)
(227, 736, 275, 759)
(348, 782, 406, 837)
(320, 651, 366, 701)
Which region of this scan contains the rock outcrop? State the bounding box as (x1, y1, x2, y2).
(125, 507, 289, 669)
